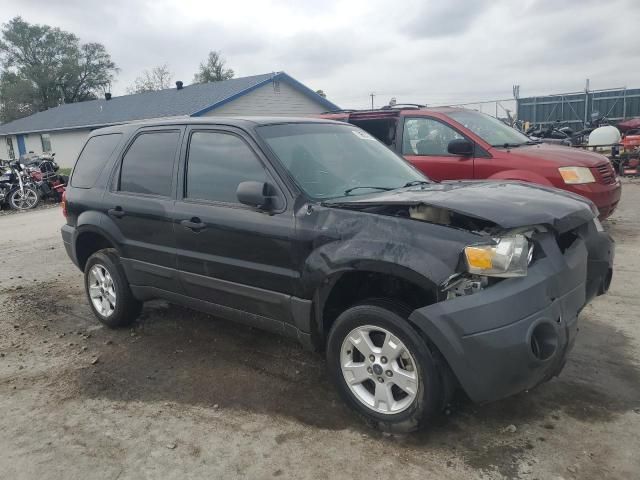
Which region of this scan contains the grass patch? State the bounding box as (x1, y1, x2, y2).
(58, 167, 72, 176)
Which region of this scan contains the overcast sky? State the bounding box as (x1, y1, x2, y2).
(1, 0, 639, 109)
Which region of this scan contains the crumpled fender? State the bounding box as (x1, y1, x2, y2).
(297, 206, 480, 300)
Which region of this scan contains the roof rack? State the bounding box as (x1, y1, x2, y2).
(321, 108, 361, 114)
(380, 103, 426, 110)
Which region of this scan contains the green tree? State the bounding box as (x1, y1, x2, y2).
(192, 51, 234, 84)
(0, 71, 38, 122)
(315, 89, 327, 98)
(0, 17, 118, 122)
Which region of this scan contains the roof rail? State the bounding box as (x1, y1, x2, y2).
(380, 103, 426, 110)
(321, 109, 361, 114)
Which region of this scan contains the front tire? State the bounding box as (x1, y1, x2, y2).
(326, 301, 442, 433)
(84, 249, 142, 328)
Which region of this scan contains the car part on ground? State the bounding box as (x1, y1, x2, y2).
(61, 117, 614, 432)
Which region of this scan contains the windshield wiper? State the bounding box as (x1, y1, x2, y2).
(402, 180, 430, 187)
(343, 186, 393, 196)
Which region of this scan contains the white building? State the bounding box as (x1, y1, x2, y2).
(0, 72, 339, 167)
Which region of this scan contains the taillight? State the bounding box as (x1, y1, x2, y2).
(61, 191, 68, 217)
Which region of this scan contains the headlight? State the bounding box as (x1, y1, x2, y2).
(464, 234, 530, 277)
(558, 166, 595, 184)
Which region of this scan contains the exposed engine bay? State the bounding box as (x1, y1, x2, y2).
(339, 202, 500, 235)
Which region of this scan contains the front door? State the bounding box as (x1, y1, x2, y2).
(103, 127, 183, 291)
(174, 127, 297, 323)
(399, 117, 474, 181)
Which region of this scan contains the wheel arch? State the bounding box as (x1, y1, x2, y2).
(312, 265, 441, 348)
(74, 223, 122, 270)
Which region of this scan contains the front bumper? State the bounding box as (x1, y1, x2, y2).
(409, 223, 614, 403)
(567, 179, 621, 219)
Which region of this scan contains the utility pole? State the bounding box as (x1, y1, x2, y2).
(370, 92, 375, 109)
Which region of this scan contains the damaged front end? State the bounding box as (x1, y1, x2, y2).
(324, 182, 614, 403)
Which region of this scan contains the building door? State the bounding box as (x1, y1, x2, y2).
(16, 135, 26, 156)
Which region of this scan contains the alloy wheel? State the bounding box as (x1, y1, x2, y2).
(340, 325, 419, 414)
(88, 264, 116, 317)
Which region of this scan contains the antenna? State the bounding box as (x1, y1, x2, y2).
(369, 92, 376, 109)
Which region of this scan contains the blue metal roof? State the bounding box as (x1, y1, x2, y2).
(0, 72, 339, 135)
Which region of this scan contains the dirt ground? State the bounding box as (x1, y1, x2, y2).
(0, 181, 639, 480)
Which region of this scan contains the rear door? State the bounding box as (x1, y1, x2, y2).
(103, 126, 183, 291)
(399, 116, 474, 181)
(173, 126, 297, 322)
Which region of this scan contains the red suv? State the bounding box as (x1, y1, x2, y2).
(322, 107, 621, 219)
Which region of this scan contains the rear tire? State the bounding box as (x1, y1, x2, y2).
(84, 249, 142, 328)
(326, 301, 442, 433)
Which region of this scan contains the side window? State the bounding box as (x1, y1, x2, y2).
(185, 131, 268, 204)
(119, 131, 180, 197)
(71, 134, 122, 189)
(402, 118, 463, 156)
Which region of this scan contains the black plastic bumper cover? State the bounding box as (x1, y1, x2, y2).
(61, 224, 78, 268)
(409, 229, 614, 403)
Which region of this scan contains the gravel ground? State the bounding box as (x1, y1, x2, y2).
(0, 199, 62, 216)
(0, 181, 639, 480)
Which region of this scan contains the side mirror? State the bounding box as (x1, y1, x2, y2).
(237, 181, 276, 210)
(447, 139, 474, 156)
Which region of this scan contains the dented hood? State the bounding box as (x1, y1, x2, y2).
(325, 181, 595, 232)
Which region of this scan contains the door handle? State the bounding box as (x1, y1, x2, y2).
(181, 217, 206, 232)
(108, 206, 125, 218)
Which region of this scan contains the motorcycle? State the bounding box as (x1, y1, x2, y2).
(23, 153, 67, 202)
(525, 113, 612, 147)
(0, 159, 41, 210)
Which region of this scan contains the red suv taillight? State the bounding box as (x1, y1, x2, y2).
(61, 191, 68, 217)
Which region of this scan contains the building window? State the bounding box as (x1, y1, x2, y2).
(40, 133, 52, 152)
(273, 80, 280, 93)
(6, 137, 15, 159)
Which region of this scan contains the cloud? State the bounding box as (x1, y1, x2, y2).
(403, 0, 492, 38)
(0, 0, 639, 108)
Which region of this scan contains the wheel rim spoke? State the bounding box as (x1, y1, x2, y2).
(380, 332, 403, 362)
(343, 361, 370, 385)
(390, 364, 418, 395)
(88, 285, 101, 299)
(105, 289, 116, 305)
(374, 382, 395, 412)
(348, 329, 376, 357)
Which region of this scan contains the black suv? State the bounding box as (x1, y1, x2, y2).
(62, 118, 614, 432)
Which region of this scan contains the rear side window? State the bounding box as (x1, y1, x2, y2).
(71, 134, 122, 188)
(119, 131, 180, 197)
(185, 131, 268, 203)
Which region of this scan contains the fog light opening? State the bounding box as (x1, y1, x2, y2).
(530, 323, 558, 361)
